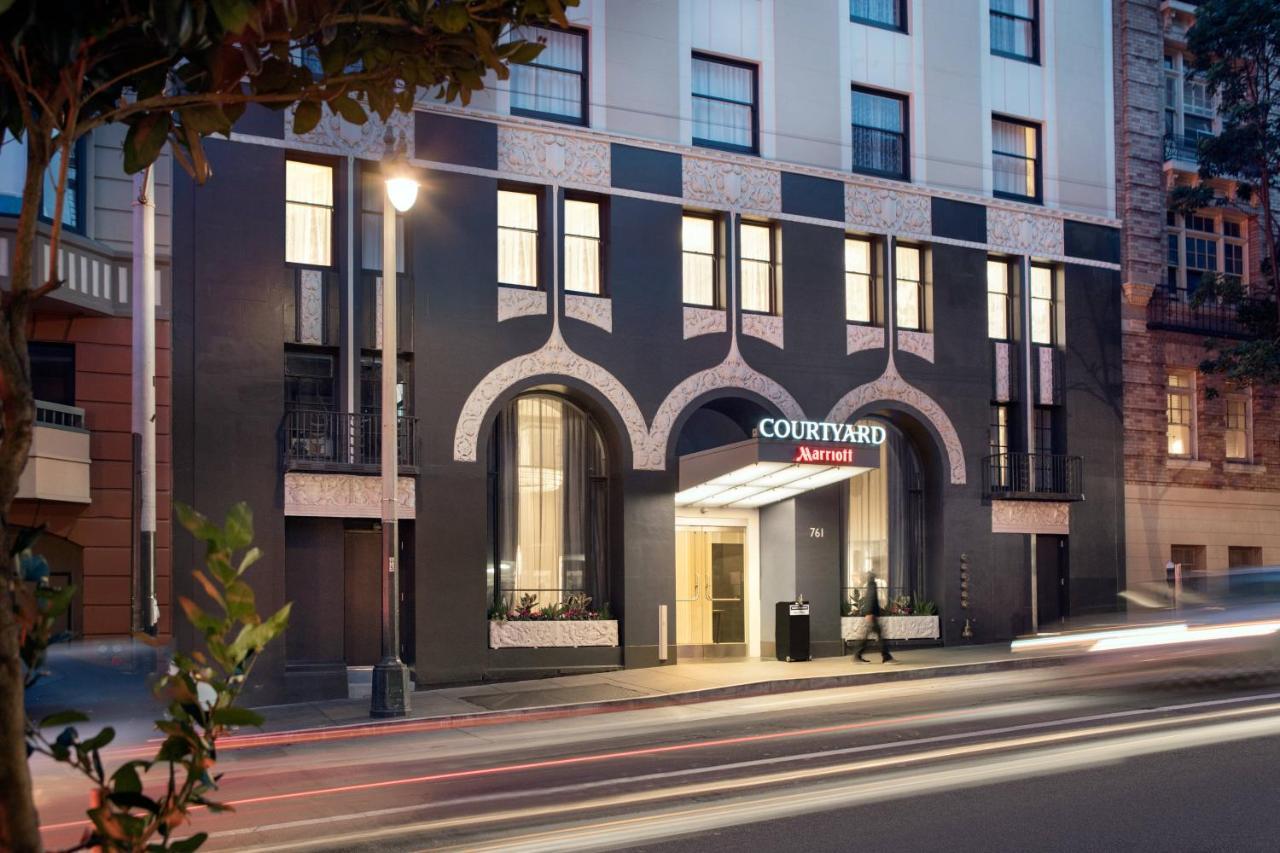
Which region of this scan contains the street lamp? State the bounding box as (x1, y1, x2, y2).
(371, 130, 417, 719)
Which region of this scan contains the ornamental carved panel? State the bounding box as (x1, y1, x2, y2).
(987, 208, 1065, 257)
(298, 269, 324, 345)
(683, 306, 727, 340)
(742, 313, 784, 349)
(991, 500, 1070, 534)
(1038, 346, 1056, 405)
(565, 294, 612, 332)
(497, 127, 610, 187)
(284, 106, 415, 159)
(682, 157, 781, 212)
(847, 324, 885, 355)
(897, 330, 934, 363)
(994, 341, 1012, 402)
(845, 185, 932, 235)
(284, 473, 416, 518)
(497, 287, 547, 322)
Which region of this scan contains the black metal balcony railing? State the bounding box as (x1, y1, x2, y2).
(1164, 130, 1211, 164)
(283, 407, 418, 471)
(1146, 288, 1269, 340)
(983, 452, 1084, 501)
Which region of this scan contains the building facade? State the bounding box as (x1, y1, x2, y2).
(171, 0, 1126, 704)
(1116, 0, 1280, 595)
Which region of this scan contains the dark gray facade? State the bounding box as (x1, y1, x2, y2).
(172, 110, 1125, 704)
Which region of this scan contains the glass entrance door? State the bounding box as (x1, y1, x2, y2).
(675, 526, 746, 646)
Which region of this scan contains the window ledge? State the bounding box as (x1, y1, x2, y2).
(1224, 461, 1267, 475)
(1166, 458, 1211, 471)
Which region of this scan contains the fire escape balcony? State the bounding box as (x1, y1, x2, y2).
(982, 452, 1084, 502)
(282, 406, 419, 474)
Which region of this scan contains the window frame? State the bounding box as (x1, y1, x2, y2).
(1166, 370, 1197, 459)
(38, 137, 87, 234)
(497, 185, 542, 290)
(987, 258, 1012, 341)
(1029, 264, 1056, 346)
(509, 25, 590, 127)
(1165, 209, 1248, 297)
(284, 346, 339, 412)
(845, 234, 877, 326)
(989, 403, 1011, 488)
(850, 85, 910, 182)
(28, 341, 76, 407)
(849, 0, 907, 33)
(989, 0, 1040, 64)
(992, 115, 1042, 204)
(682, 211, 721, 308)
(284, 156, 337, 268)
(1225, 392, 1252, 463)
(691, 52, 759, 156)
(738, 219, 777, 316)
(563, 192, 606, 296)
(894, 242, 924, 331)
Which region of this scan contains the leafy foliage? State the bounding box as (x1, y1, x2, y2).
(23, 504, 289, 851)
(490, 592, 612, 621)
(1169, 0, 1280, 389)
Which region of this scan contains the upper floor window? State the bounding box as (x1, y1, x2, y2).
(498, 188, 539, 288)
(285, 160, 334, 266)
(1030, 265, 1055, 345)
(360, 170, 405, 273)
(989, 403, 1011, 488)
(1163, 53, 1215, 159)
(1, 133, 84, 232)
(895, 243, 922, 331)
(850, 0, 905, 32)
(1166, 371, 1195, 458)
(1226, 394, 1252, 462)
(29, 342, 75, 407)
(510, 27, 587, 125)
(739, 221, 775, 314)
(851, 87, 908, 181)
(990, 0, 1038, 63)
(285, 349, 337, 411)
(845, 236, 874, 324)
(1166, 211, 1246, 296)
(992, 116, 1041, 203)
(564, 197, 602, 295)
(987, 260, 1011, 340)
(692, 54, 757, 154)
(682, 214, 718, 307)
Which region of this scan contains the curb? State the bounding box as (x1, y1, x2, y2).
(223, 653, 1063, 750)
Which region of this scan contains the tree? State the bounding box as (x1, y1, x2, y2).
(0, 2, 573, 849)
(1171, 0, 1280, 390)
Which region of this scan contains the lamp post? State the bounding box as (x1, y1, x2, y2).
(371, 132, 418, 719)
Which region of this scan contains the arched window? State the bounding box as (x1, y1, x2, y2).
(489, 394, 609, 611)
(845, 419, 925, 607)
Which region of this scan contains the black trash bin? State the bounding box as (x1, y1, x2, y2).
(775, 600, 810, 662)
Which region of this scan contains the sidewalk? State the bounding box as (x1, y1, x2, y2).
(247, 643, 1061, 737)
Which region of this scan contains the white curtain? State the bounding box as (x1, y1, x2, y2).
(360, 171, 404, 272)
(851, 0, 899, 26)
(739, 223, 772, 313)
(895, 245, 921, 330)
(992, 119, 1036, 197)
(987, 260, 1009, 339)
(564, 199, 600, 294)
(847, 442, 889, 592)
(498, 190, 539, 287)
(1030, 265, 1053, 344)
(682, 216, 716, 306)
(851, 90, 904, 175)
(693, 57, 754, 148)
(285, 160, 333, 266)
(846, 237, 872, 323)
(511, 27, 583, 120)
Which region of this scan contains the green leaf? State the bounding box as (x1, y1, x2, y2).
(111, 761, 145, 794)
(237, 547, 262, 575)
(79, 726, 116, 752)
(167, 831, 209, 852)
(292, 100, 322, 136)
(330, 95, 367, 125)
(435, 3, 471, 33)
(506, 41, 546, 65)
(179, 596, 222, 636)
(180, 105, 232, 136)
(175, 503, 220, 544)
(211, 0, 253, 33)
(224, 502, 254, 551)
(210, 706, 263, 728)
(155, 735, 192, 763)
(39, 710, 89, 728)
(223, 579, 257, 623)
(107, 790, 160, 813)
(123, 113, 172, 174)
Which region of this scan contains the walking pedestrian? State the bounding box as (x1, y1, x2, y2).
(854, 572, 894, 664)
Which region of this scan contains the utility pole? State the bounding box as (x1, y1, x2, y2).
(131, 166, 157, 638)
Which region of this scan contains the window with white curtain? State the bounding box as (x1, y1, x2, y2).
(1226, 394, 1251, 462)
(992, 117, 1040, 202)
(990, 0, 1038, 63)
(510, 27, 587, 125)
(850, 0, 905, 31)
(1167, 372, 1195, 458)
(564, 198, 601, 295)
(895, 244, 922, 330)
(360, 169, 404, 272)
(851, 87, 908, 180)
(739, 222, 774, 314)
(1030, 265, 1055, 345)
(846, 236, 874, 324)
(682, 214, 717, 306)
(285, 160, 334, 266)
(987, 260, 1010, 340)
(498, 189, 540, 288)
(692, 54, 757, 154)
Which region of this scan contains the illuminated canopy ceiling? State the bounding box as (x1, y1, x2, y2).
(675, 437, 880, 509)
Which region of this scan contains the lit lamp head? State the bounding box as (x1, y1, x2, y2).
(382, 129, 419, 213)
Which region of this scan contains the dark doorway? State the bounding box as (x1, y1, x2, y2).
(344, 528, 382, 666)
(1036, 534, 1069, 626)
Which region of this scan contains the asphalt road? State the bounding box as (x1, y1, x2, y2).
(32, 663, 1280, 852)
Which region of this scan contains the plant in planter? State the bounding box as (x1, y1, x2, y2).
(488, 593, 619, 649)
(490, 592, 612, 622)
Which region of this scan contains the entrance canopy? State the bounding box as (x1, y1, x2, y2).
(675, 430, 880, 509)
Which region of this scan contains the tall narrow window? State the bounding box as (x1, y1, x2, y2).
(41, 140, 81, 231)
(987, 260, 1010, 340)
(845, 236, 874, 324)
(990, 0, 1038, 63)
(284, 350, 337, 410)
(992, 117, 1041, 203)
(498, 189, 539, 288)
(850, 0, 905, 31)
(739, 222, 774, 314)
(851, 87, 908, 180)
(692, 54, 757, 154)
(285, 160, 334, 266)
(360, 170, 404, 272)
(564, 198, 602, 295)
(1225, 395, 1251, 462)
(895, 244, 922, 331)
(989, 404, 1010, 489)
(1166, 372, 1195, 458)
(29, 342, 75, 407)
(1030, 265, 1055, 345)
(510, 27, 587, 125)
(682, 214, 717, 307)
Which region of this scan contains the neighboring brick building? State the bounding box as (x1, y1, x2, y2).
(1116, 0, 1280, 592)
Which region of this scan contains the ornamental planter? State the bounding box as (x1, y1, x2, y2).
(841, 615, 940, 642)
(489, 619, 619, 649)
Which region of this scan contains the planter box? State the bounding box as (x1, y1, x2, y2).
(489, 619, 619, 649)
(841, 615, 940, 641)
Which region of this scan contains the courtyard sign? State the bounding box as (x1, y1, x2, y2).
(757, 419, 887, 445)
